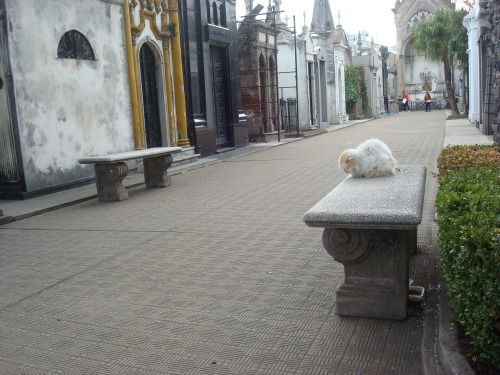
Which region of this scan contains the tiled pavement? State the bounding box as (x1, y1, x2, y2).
(0, 110, 468, 374)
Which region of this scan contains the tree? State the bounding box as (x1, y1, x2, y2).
(412, 8, 468, 116)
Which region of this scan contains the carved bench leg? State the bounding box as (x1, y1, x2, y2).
(94, 163, 129, 202)
(323, 228, 410, 320)
(143, 154, 173, 188)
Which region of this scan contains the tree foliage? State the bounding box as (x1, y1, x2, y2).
(412, 8, 468, 116)
(345, 64, 368, 115)
(345, 64, 360, 109)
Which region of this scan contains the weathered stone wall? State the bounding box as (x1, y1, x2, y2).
(6, 0, 133, 192)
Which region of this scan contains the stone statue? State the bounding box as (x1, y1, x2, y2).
(431, 75, 437, 92)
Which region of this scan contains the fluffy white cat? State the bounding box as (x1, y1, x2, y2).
(338, 139, 397, 178)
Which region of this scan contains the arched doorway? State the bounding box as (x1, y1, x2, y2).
(139, 43, 162, 148)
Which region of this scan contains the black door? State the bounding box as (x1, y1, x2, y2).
(211, 46, 230, 146)
(140, 44, 162, 148)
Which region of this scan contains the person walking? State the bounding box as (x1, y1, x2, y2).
(424, 91, 432, 112)
(402, 91, 409, 112)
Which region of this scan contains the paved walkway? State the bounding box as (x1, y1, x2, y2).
(0, 111, 493, 374)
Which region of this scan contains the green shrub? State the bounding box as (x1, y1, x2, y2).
(345, 64, 361, 110)
(437, 144, 500, 176)
(344, 64, 368, 114)
(436, 165, 500, 368)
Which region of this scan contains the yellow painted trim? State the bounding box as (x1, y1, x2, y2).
(124, 0, 144, 149)
(129, 0, 179, 148)
(131, 8, 145, 36)
(132, 9, 163, 40)
(168, 0, 190, 147)
(163, 40, 176, 146)
(145, 11, 164, 39)
(132, 38, 145, 147)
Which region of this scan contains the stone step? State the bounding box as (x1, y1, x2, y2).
(170, 152, 218, 174)
(172, 153, 201, 167)
(0, 209, 14, 225)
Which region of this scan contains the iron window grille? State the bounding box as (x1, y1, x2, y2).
(57, 30, 95, 60)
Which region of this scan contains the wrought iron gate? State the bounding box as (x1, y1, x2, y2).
(280, 98, 298, 134)
(140, 44, 162, 148)
(211, 46, 229, 146)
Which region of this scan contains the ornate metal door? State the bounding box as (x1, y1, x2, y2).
(211, 46, 229, 146)
(0, 15, 20, 187)
(140, 44, 162, 148)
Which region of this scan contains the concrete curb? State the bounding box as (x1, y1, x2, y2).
(438, 283, 475, 375)
(0, 209, 14, 225)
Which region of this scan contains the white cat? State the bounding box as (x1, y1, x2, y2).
(338, 139, 397, 178)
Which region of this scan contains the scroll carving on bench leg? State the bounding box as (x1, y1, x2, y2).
(322, 228, 409, 320)
(322, 228, 369, 263)
(143, 154, 174, 188)
(94, 163, 129, 202)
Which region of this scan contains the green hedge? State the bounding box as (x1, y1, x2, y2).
(436, 146, 500, 368)
(437, 144, 500, 175)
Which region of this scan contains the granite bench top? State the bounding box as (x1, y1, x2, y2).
(78, 147, 182, 164)
(303, 165, 427, 230)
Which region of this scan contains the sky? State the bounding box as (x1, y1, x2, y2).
(236, 0, 398, 47)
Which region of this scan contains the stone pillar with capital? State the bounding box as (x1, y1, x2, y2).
(168, 0, 190, 148)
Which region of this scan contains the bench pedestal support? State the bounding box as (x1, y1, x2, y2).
(143, 155, 174, 188)
(95, 163, 129, 202)
(323, 228, 410, 320)
(93, 155, 175, 202)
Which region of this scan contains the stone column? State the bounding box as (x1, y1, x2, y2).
(168, 0, 190, 148)
(162, 31, 176, 146)
(124, 0, 145, 149)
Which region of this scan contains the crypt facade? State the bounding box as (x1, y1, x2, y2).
(393, 0, 460, 110)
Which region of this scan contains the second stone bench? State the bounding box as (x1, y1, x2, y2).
(79, 147, 182, 202)
(303, 165, 427, 320)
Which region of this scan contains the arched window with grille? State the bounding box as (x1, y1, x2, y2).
(57, 30, 95, 60)
(220, 2, 227, 27)
(212, 2, 219, 25)
(206, 0, 211, 23)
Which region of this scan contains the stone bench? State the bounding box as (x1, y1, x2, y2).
(79, 147, 182, 202)
(303, 165, 426, 320)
